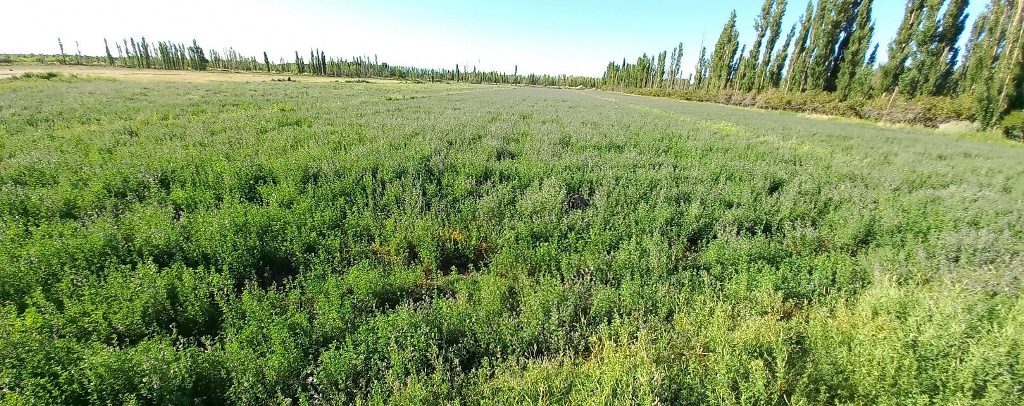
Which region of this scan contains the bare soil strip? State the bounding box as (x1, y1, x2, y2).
(0, 64, 397, 83)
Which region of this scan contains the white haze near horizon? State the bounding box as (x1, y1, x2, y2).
(2, 0, 611, 76)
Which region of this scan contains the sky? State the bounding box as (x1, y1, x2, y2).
(0, 0, 989, 77)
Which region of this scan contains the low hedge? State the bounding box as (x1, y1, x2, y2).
(1002, 110, 1024, 139)
(616, 87, 977, 128)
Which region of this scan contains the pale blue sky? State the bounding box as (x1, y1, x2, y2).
(2, 0, 987, 77)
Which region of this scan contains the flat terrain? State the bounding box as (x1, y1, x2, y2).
(1, 71, 1023, 404)
(0, 64, 389, 83)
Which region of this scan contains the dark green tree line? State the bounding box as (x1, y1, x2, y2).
(602, 0, 1024, 131)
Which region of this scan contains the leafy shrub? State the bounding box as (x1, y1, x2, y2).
(12, 71, 78, 81)
(1001, 110, 1024, 139)
(620, 87, 977, 127)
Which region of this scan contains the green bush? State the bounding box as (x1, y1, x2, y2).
(13, 71, 74, 81)
(1002, 110, 1024, 139)
(618, 87, 977, 127)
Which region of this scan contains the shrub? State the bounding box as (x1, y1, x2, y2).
(1001, 110, 1024, 140)
(13, 71, 75, 81)
(619, 87, 977, 127)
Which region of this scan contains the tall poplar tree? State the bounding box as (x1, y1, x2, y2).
(732, 44, 748, 89)
(996, 0, 1024, 114)
(655, 51, 668, 87)
(738, 0, 777, 92)
(709, 11, 741, 90)
(104, 38, 115, 66)
(295, 51, 305, 74)
(188, 40, 208, 71)
(786, 1, 817, 91)
(672, 43, 684, 88)
(957, 0, 1020, 127)
(757, 0, 789, 91)
(880, 0, 926, 94)
(801, 0, 867, 92)
(931, 0, 972, 95)
(694, 45, 710, 89)
(140, 37, 151, 68)
(803, 0, 835, 91)
(57, 38, 67, 64)
(770, 25, 798, 88)
(836, 0, 876, 99)
(898, 0, 968, 96)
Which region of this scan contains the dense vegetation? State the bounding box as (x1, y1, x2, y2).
(604, 0, 1024, 130)
(1, 73, 1022, 404)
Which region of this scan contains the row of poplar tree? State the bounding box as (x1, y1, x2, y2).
(59, 37, 599, 88)
(602, 0, 1024, 127)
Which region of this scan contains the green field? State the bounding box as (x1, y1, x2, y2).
(1, 73, 1023, 405)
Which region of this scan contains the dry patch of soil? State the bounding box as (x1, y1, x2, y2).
(0, 64, 397, 84)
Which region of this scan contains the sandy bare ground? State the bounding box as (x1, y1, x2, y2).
(0, 64, 398, 84)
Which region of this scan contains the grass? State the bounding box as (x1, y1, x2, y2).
(1, 72, 1023, 405)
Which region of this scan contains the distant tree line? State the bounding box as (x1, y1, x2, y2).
(22, 0, 1023, 130)
(42, 37, 599, 88)
(603, 0, 1024, 129)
